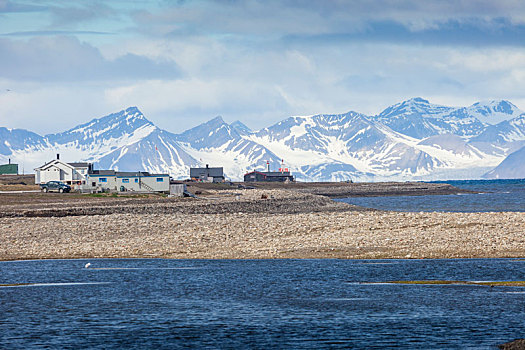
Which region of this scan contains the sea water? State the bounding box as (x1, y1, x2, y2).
(335, 179, 525, 212)
(2, 258, 525, 348)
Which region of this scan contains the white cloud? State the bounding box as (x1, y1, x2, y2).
(2, 0, 525, 135)
(3, 38, 525, 135)
(0, 36, 180, 82)
(449, 49, 525, 72)
(0, 80, 113, 134)
(129, 0, 525, 39)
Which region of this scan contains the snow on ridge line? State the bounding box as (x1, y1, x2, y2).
(5, 99, 525, 181)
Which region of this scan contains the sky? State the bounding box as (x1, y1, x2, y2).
(1, 0, 525, 135)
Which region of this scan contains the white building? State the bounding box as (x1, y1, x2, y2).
(86, 170, 118, 190)
(35, 156, 170, 193)
(34, 158, 92, 185)
(88, 171, 170, 193)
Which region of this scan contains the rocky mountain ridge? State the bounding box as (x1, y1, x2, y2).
(1, 98, 524, 180)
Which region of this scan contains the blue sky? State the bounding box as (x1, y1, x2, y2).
(1, 0, 525, 134)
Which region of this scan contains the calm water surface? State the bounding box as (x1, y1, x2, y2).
(335, 179, 525, 212)
(2, 258, 525, 349)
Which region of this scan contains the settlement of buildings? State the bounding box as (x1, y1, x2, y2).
(34, 154, 296, 193)
(34, 155, 170, 193)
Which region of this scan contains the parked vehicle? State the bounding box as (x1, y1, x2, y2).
(40, 181, 71, 193)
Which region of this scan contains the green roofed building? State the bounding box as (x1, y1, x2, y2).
(0, 163, 18, 175)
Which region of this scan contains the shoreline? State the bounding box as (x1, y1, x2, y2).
(191, 181, 475, 198)
(0, 182, 523, 261)
(3, 257, 525, 263)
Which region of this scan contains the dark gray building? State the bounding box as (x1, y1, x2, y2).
(244, 170, 294, 182)
(190, 165, 225, 182)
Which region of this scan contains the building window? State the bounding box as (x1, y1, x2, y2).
(99, 178, 107, 183)
(135, 178, 139, 183)
(122, 178, 129, 183)
(156, 178, 164, 182)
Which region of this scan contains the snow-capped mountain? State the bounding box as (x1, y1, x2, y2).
(470, 114, 525, 154)
(375, 97, 490, 139)
(249, 111, 444, 181)
(47, 107, 155, 147)
(1, 98, 524, 181)
(95, 128, 198, 177)
(483, 145, 525, 179)
(175, 116, 283, 177)
(0, 127, 45, 156)
(466, 100, 522, 125)
(1, 107, 199, 179)
(230, 120, 252, 136)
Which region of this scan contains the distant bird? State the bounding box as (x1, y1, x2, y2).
(5, 89, 11, 92)
(85, 263, 91, 268)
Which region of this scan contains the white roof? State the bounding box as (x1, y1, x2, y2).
(34, 159, 75, 171)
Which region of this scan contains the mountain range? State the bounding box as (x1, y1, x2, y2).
(1, 97, 524, 181)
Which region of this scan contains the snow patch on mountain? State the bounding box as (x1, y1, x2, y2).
(483, 145, 525, 179)
(466, 100, 522, 125)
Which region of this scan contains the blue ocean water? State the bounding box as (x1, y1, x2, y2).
(335, 179, 525, 212)
(2, 258, 525, 349)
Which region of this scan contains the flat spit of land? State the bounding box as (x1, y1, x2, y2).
(0, 181, 523, 261)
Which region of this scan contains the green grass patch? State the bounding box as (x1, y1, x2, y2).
(84, 193, 110, 197)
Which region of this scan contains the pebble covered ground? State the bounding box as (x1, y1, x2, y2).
(1, 187, 524, 260)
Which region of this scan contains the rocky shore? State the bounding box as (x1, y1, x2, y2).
(1, 183, 524, 261)
(193, 180, 473, 198)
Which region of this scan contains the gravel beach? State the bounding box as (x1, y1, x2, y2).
(1, 182, 524, 261)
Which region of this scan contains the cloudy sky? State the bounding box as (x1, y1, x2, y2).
(1, 0, 525, 134)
